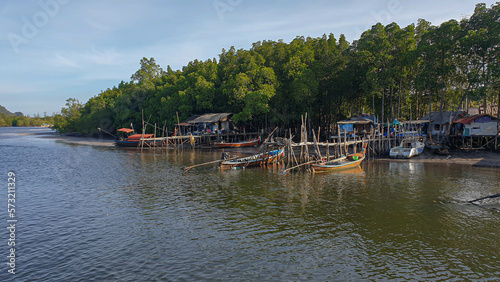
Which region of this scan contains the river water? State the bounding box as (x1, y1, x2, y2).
(1, 127, 499, 280)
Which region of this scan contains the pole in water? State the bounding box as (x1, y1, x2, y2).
(469, 192, 500, 203)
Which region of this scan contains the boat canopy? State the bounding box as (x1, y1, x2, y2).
(117, 128, 134, 133)
(128, 134, 155, 140)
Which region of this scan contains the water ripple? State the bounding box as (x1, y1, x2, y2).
(1, 130, 499, 280)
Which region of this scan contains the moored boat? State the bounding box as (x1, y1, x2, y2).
(219, 148, 284, 170)
(389, 139, 425, 158)
(213, 138, 260, 148)
(425, 140, 450, 155)
(311, 149, 365, 173)
(114, 128, 161, 147)
(115, 133, 160, 147)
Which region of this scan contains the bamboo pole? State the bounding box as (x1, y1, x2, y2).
(141, 109, 145, 151)
(184, 159, 223, 172)
(282, 160, 318, 175)
(305, 114, 309, 162)
(338, 124, 342, 156)
(300, 115, 304, 163)
(326, 141, 330, 160)
(344, 128, 347, 155)
(184, 154, 244, 172)
(255, 126, 278, 154)
(354, 128, 357, 153)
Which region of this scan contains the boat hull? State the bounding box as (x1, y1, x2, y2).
(311, 152, 365, 173)
(389, 141, 425, 158)
(220, 149, 284, 169)
(213, 139, 260, 148)
(115, 139, 162, 147)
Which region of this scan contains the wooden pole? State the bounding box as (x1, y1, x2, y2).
(312, 129, 322, 161)
(254, 126, 278, 154)
(305, 114, 309, 162)
(300, 115, 305, 163)
(354, 127, 357, 153)
(141, 109, 145, 151)
(183, 159, 223, 172)
(337, 124, 342, 156)
(154, 123, 157, 151)
(344, 128, 347, 156)
(282, 160, 318, 175)
(326, 141, 330, 160)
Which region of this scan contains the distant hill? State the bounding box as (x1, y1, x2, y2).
(0, 105, 23, 117)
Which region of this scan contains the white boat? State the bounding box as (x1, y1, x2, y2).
(390, 138, 425, 158)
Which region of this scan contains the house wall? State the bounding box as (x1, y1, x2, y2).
(221, 121, 230, 132)
(430, 122, 450, 136)
(464, 121, 498, 136)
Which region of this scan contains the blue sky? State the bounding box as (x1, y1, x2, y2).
(1, 0, 496, 116)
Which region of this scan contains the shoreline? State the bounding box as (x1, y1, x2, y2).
(25, 131, 500, 168)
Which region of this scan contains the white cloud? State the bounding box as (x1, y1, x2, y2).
(54, 53, 80, 68)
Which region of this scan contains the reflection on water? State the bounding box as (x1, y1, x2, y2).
(0, 127, 499, 280)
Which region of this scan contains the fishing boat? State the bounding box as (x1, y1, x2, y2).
(389, 138, 425, 158)
(219, 148, 285, 170)
(213, 138, 260, 148)
(425, 140, 449, 155)
(311, 149, 365, 173)
(115, 128, 160, 147)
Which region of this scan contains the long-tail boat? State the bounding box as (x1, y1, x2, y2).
(311, 148, 365, 173)
(219, 148, 284, 170)
(213, 138, 260, 148)
(115, 128, 160, 147)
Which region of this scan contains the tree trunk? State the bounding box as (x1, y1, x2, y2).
(390, 86, 394, 121)
(439, 78, 445, 138)
(381, 88, 385, 127)
(497, 91, 500, 120)
(416, 90, 419, 119)
(428, 73, 432, 139)
(398, 79, 402, 119)
(372, 93, 375, 115)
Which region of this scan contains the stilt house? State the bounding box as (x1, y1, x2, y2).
(453, 114, 499, 136)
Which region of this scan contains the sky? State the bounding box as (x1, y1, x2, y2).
(0, 0, 497, 116)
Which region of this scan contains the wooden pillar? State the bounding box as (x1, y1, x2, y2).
(338, 125, 342, 156)
(354, 128, 357, 153)
(344, 128, 347, 156)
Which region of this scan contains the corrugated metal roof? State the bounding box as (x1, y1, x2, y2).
(338, 115, 376, 125)
(454, 114, 498, 125)
(338, 120, 372, 125)
(186, 113, 232, 124)
(420, 111, 465, 124)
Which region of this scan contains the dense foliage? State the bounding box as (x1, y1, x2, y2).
(54, 3, 499, 135)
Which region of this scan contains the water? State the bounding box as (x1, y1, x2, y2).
(1, 127, 499, 280)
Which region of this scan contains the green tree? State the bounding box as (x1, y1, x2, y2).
(53, 98, 83, 133)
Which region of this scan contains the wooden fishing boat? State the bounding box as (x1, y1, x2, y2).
(311, 150, 365, 173)
(115, 133, 161, 147)
(219, 148, 284, 170)
(114, 128, 161, 147)
(213, 138, 260, 148)
(425, 140, 450, 155)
